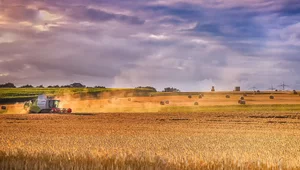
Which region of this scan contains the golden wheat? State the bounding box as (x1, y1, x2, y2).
(0, 112, 300, 169)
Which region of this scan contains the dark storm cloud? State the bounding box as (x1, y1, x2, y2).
(278, 0, 300, 16)
(65, 6, 144, 25)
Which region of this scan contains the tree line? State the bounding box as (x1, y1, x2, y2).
(135, 86, 180, 92)
(0, 82, 105, 89)
(0, 83, 180, 92)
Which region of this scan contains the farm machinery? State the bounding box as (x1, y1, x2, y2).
(24, 95, 72, 114)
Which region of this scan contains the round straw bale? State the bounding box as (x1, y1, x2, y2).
(269, 95, 274, 99)
(239, 100, 246, 105)
(188, 95, 192, 99)
(165, 100, 169, 104)
(160, 101, 165, 105)
(226, 95, 230, 98)
(293, 90, 297, 94)
(194, 102, 199, 105)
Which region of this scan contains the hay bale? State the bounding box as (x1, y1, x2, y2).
(200, 94, 204, 97)
(240, 96, 244, 100)
(239, 100, 246, 105)
(238, 100, 246, 104)
(226, 95, 230, 98)
(128, 98, 131, 101)
(243, 93, 247, 97)
(188, 95, 192, 99)
(257, 90, 260, 93)
(160, 101, 165, 105)
(1, 106, 6, 110)
(194, 102, 199, 105)
(293, 90, 298, 94)
(165, 100, 169, 104)
(269, 95, 274, 99)
(198, 95, 202, 99)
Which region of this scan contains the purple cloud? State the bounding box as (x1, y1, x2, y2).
(0, 0, 300, 91)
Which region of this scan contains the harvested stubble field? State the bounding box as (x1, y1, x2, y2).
(2, 91, 300, 169)
(4, 92, 300, 114)
(1, 111, 300, 169)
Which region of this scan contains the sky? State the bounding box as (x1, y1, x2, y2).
(0, 0, 300, 91)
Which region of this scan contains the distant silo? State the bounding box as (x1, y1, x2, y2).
(235, 86, 241, 91)
(211, 86, 215, 92)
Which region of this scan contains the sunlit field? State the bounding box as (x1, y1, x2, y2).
(3, 91, 300, 114)
(1, 112, 300, 169)
(1, 91, 300, 169)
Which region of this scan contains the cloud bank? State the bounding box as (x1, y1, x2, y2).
(0, 0, 300, 91)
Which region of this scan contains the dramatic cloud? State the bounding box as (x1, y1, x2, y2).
(0, 0, 300, 91)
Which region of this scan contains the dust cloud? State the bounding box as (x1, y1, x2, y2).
(1, 90, 169, 114)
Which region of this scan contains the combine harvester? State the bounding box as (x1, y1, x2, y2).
(24, 95, 72, 114)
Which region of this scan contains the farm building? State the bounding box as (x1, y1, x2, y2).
(234, 86, 240, 91)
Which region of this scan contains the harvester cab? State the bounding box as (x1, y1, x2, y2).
(24, 95, 72, 114)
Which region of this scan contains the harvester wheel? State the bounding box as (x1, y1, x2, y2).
(61, 108, 67, 113)
(67, 108, 72, 113)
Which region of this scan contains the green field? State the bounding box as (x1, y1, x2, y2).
(0, 88, 155, 104)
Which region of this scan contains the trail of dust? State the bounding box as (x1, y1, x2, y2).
(3, 93, 300, 114)
(1, 103, 28, 114)
(54, 90, 160, 113)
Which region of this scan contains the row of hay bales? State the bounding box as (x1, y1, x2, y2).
(188, 94, 204, 99)
(161, 94, 204, 105)
(160, 93, 276, 106)
(224, 94, 276, 105)
(126, 92, 279, 106)
(160, 100, 170, 105)
(160, 94, 204, 106)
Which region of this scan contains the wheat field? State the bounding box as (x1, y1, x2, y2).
(1, 110, 300, 169)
